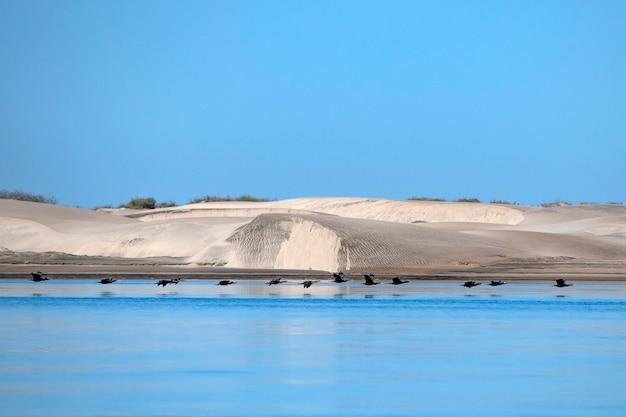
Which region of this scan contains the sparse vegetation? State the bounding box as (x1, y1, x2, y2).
(188, 194, 272, 204)
(0, 190, 56, 204)
(407, 196, 447, 202)
(489, 200, 518, 205)
(156, 200, 177, 208)
(608, 202, 624, 205)
(92, 204, 113, 210)
(455, 198, 481, 203)
(540, 200, 572, 208)
(119, 197, 157, 210)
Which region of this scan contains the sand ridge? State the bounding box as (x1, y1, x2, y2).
(1, 198, 625, 277)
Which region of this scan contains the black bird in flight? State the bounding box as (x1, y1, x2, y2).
(157, 279, 179, 287)
(267, 278, 286, 286)
(99, 277, 117, 284)
(463, 281, 481, 288)
(391, 277, 409, 285)
(332, 272, 348, 283)
(363, 274, 379, 285)
(489, 280, 506, 286)
(31, 271, 49, 282)
(218, 280, 235, 286)
(555, 278, 572, 288)
(302, 280, 319, 288)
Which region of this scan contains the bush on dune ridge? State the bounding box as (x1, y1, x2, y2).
(455, 197, 482, 203)
(408, 197, 521, 205)
(540, 200, 572, 208)
(98, 198, 177, 210)
(407, 196, 447, 202)
(112, 195, 270, 209)
(188, 194, 272, 204)
(489, 200, 519, 205)
(119, 197, 157, 210)
(0, 190, 56, 204)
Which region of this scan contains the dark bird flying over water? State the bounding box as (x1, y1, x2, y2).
(267, 278, 286, 285)
(302, 280, 319, 288)
(100, 278, 117, 284)
(489, 280, 506, 286)
(218, 280, 235, 286)
(555, 278, 571, 288)
(157, 279, 178, 287)
(31, 272, 49, 282)
(463, 281, 481, 288)
(332, 272, 348, 283)
(363, 274, 379, 285)
(391, 277, 409, 285)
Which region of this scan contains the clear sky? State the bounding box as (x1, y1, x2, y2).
(1, 0, 625, 207)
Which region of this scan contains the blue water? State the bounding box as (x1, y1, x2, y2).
(1, 279, 626, 417)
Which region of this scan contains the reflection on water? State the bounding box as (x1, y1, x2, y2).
(1, 279, 626, 417)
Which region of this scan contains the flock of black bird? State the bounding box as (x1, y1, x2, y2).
(29, 271, 573, 288)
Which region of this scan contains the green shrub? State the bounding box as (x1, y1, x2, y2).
(0, 190, 56, 204)
(455, 197, 481, 203)
(189, 194, 271, 204)
(489, 200, 518, 205)
(120, 197, 156, 209)
(540, 200, 571, 208)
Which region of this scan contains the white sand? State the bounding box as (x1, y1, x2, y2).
(1, 198, 625, 276)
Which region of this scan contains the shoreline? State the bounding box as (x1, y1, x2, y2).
(2, 266, 626, 281)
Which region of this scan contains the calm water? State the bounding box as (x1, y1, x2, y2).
(1, 279, 625, 417)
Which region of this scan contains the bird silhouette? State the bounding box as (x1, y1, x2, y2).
(332, 272, 348, 283)
(302, 280, 319, 288)
(555, 278, 572, 288)
(31, 272, 49, 282)
(363, 274, 379, 285)
(157, 279, 178, 287)
(463, 281, 481, 288)
(391, 277, 409, 285)
(267, 278, 286, 285)
(489, 280, 505, 286)
(218, 280, 235, 286)
(99, 278, 117, 284)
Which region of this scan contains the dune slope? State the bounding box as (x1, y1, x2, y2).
(1, 198, 625, 277)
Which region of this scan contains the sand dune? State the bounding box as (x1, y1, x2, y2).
(126, 197, 525, 225)
(1, 198, 625, 277)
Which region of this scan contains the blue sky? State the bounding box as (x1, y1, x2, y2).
(1, 0, 625, 207)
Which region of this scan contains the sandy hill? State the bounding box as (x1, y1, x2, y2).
(1, 198, 625, 277)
